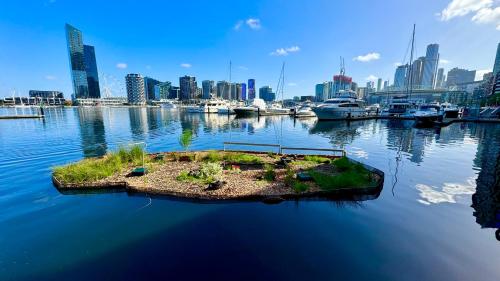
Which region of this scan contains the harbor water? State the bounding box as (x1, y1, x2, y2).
(0, 107, 499, 281)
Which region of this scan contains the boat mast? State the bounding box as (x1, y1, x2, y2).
(407, 24, 416, 101)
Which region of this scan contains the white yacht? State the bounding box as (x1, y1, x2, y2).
(380, 96, 417, 118)
(414, 104, 441, 126)
(199, 100, 228, 113)
(440, 103, 460, 119)
(312, 91, 366, 120)
(295, 105, 316, 117)
(265, 102, 292, 115)
(159, 100, 177, 109)
(233, 98, 267, 117)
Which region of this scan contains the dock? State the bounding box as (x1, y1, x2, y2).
(0, 115, 44, 120)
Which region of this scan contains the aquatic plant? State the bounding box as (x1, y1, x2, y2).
(203, 150, 222, 162)
(53, 145, 147, 183)
(292, 181, 309, 193)
(263, 164, 276, 181)
(179, 129, 193, 151)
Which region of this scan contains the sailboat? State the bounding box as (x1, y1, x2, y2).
(265, 62, 292, 115)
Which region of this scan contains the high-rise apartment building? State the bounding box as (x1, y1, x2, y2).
(259, 86, 275, 102)
(144, 77, 161, 100)
(155, 81, 171, 100)
(179, 76, 197, 100)
(422, 44, 440, 89)
(377, 78, 382, 92)
(411, 57, 426, 88)
(435, 68, 445, 89)
(126, 74, 146, 105)
(217, 81, 230, 99)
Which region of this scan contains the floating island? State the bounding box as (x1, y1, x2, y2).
(52, 146, 384, 203)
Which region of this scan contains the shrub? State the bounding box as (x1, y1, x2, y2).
(304, 155, 331, 164)
(263, 164, 276, 181)
(292, 181, 309, 193)
(199, 162, 223, 182)
(332, 157, 352, 172)
(284, 167, 295, 186)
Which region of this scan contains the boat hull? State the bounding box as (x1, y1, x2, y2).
(312, 107, 366, 120)
(234, 108, 259, 117)
(415, 115, 439, 126)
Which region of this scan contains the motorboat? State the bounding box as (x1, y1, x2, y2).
(295, 105, 316, 117)
(440, 102, 460, 119)
(414, 104, 441, 126)
(311, 90, 366, 120)
(159, 100, 177, 109)
(200, 100, 228, 113)
(380, 96, 417, 118)
(233, 98, 267, 117)
(265, 102, 292, 115)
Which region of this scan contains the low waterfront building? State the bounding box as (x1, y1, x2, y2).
(126, 73, 146, 105)
(29, 90, 64, 99)
(367, 88, 471, 106)
(2, 95, 66, 106)
(75, 97, 127, 106)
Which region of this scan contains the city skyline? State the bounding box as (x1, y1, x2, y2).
(0, 0, 499, 99)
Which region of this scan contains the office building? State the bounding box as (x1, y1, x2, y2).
(83, 45, 100, 98)
(394, 64, 408, 89)
(493, 42, 500, 76)
(259, 86, 275, 102)
(248, 79, 256, 99)
(65, 24, 89, 99)
(436, 68, 445, 89)
(125, 74, 146, 105)
(315, 83, 326, 102)
(144, 77, 161, 100)
(422, 44, 440, 89)
(179, 75, 197, 100)
(383, 80, 389, 90)
(446, 68, 476, 87)
(202, 80, 214, 99)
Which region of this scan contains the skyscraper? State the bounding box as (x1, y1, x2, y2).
(422, 44, 440, 89)
(315, 83, 326, 102)
(259, 86, 275, 101)
(241, 83, 247, 100)
(394, 64, 408, 89)
(493, 42, 500, 76)
(377, 78, 382, 92)
(383, 80, 389, 90)
(248, 79, 256, 99)
(156, 81, 171, 100)
(83, 45, 101, 98)
(202, 80, 214, 99)
(411, 57, 426, 88)
(126, 74, 146, 105)
(435, 68, 445, 89)
(65, 24, 88, 99)
(217, 81, 230, 99)
(179, 76, 197, 100)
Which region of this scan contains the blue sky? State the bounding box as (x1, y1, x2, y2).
(0, 0, 499, 99)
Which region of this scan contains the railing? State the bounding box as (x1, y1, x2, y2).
(223, 141, 345, 156)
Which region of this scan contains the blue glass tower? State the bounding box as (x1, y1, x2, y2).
(65, 24, 88, 99)
(83, 45, 101, 98)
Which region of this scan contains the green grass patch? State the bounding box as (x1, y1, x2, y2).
(223, 153, 263, 164)
(303, 155, 331, 164)
(53, 145, 146, 183)
(176, 162, 223, 184)
(203, 150, 223, 162)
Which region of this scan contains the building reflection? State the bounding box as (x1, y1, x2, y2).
(76, 107, 107, 157)
(309, 120, 365, 146)
(470, 124, 500, 241)
(128, 107, 149, 140)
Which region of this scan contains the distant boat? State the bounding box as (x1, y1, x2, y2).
(414, 103, 441, 126)
(295, 105, 316, 117)
(233, 98, 267, 117)
(380, 96, 417, 118)
(160, 100, 177, 109)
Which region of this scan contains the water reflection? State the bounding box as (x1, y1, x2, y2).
(76, 107, 107, 157)
(471, 124, 500, 241)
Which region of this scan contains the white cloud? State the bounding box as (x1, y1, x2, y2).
(116, 63, 127, 69)
(415, 178, 476, 205)
(270, 45, 301, 56)
(365, 75, 378, 81)
(246, 18, 261, 30)
(287, 82, 297, 86)
(440, 59, 451, 64)
(353, 52, 381, 62)
(476, 69, 493, 80)
(45, 75, 56, 80)
(238, 66, 248, 70)
(394, 62, 403, 67)
(438, 0, 500, 30)
(234, 20, 243, 30)
(180, 63, 192, 68)
(471, 5, 500, 29)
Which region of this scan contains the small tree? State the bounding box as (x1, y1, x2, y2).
(179, 129, 193, 151)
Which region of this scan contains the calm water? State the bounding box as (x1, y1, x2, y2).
(1, 107, 499, 281)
